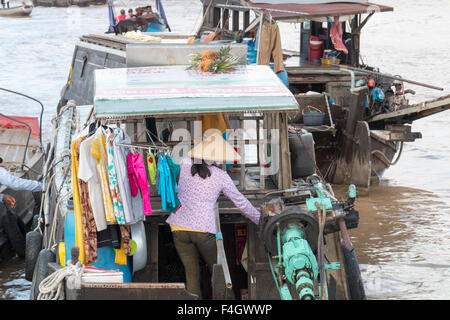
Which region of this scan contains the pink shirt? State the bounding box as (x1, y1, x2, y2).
(166, 157, 260, 234)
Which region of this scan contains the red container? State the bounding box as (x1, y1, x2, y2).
(309, 36, 324, 63)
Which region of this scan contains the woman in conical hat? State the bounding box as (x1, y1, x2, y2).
(166, 132, 260, 299)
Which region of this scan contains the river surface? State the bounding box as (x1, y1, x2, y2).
(0, 0, 449, 300)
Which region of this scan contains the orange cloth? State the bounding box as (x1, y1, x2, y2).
(201, 113, 227, 136)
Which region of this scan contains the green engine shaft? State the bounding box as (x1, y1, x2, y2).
(280, 225, 319, 300)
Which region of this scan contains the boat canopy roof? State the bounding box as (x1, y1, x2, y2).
(246, 1, 393, 20)
(93, 65, 299, 119)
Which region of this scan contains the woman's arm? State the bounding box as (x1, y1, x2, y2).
(221, 173, 260, 225)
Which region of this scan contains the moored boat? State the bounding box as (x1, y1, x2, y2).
(29, 40, 366, 301)
(197, 0, 450, 190)
(31, 0, 106, 7)
(107, 0, 170, 34)
(0, 1, 33, 17)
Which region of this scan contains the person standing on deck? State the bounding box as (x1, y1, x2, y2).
(166, 133, 260, 299)
(115, 9, 127, 22)
(0, 157, 42, 209)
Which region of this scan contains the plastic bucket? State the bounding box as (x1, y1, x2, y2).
(303, 112, 325, 126)
(308, 36, 323, 63)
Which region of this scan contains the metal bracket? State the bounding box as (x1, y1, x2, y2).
(325, 262, 341, 270)
(306, 197, 332, 212)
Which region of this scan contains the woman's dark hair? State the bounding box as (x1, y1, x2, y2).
(191, 160, 212, 179)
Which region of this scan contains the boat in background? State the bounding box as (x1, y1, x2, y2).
(107, 0, 170, 33)
(197, 0, 450, 191)
(31, 0, 106, 7)
(0, 0, 33, 17)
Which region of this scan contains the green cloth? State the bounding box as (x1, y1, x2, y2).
(146, 153, 157, 185)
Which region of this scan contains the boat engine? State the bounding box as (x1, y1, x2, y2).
(259, 177, 359, 300)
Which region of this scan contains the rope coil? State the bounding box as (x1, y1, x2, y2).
(37, 260, 84, 300)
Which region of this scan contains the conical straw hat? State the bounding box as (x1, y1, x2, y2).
(188, 133, 241, 163)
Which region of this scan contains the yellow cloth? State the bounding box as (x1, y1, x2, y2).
(114, 241, 128, 265)
(91, 134, 116, 223)
(170, 224, 204, 233)
(71, 138, 86, 265)
(201, 113, 227, 135)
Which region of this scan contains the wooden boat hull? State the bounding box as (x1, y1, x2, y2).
(0, 5, 32, 17)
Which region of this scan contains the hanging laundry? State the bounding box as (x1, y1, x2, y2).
(113, 128, 144, 224)
(119, 224, 132, 256)
(166, 155, 181, 211)
(330, 16, 348, 54)
(158, 154, 181, 213)
(127, 151, 152, 215)
(78, 127, 108, 232)
(75, 136, 98, 265)
(70, 137, 86, 265)
(114, 241, 128, 265)
(97, 225, 121, 249)
(147, 152, 157, 185)
(106, 128, 126, 225)
(258, 22, 284, 74)
(91, 131, 117, 224)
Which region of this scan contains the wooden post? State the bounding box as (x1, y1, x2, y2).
(279, 113, 291, 189)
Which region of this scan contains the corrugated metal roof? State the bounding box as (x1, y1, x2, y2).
(93, 65, 299, 119)
(247, 1, 393, 19)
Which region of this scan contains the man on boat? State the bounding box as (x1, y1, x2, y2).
(115, 9, 127, 22)
(0, 157, 42, 209)
(127, 8, 134, 19)
(142, 6, 156, 20)
(388, 76, 416, 110)
(393, 78, 416, 96)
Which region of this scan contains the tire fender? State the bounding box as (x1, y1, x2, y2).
(341, 244, 366, 300)
(25, 230, 43, 281)
(30, 249, 56, 300)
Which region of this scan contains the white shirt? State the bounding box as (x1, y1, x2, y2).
(0, 167, 42, 202)
(0, 167, 42, 191)
(78, 130, 108, 231)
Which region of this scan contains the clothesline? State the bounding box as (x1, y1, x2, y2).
(114, 142, 172, 151)
(71, 125, 181, 266)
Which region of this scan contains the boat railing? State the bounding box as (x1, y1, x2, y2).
(0, 87, 45, 146)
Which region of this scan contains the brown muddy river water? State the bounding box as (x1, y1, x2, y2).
(0, 0, 449, 300)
